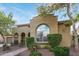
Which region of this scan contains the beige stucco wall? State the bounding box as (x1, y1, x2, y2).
(30, 15, 58, 42)
(58, 24, 72, 47)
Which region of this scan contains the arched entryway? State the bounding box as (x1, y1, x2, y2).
(14, 33, 18, 45)
(21, 32, 25, 45)
(36, 24, 50, 42)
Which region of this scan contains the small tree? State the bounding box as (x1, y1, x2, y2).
(0, 11, 15, 44)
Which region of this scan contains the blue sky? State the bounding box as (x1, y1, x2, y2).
(0, 3, 41, 25)
(0, 3, 79, 25)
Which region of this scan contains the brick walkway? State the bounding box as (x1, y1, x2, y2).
(70, 47, 79, 56)
(1, 48, 27, 56)
(38, 49, 54, 56)
(16, 50, 30, 56)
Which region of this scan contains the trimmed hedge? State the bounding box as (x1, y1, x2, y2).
(30, 51, 42, 56)
(53, 47, 69, 56)
(47, 34, 62, 48)
(26, 37, 35, 49)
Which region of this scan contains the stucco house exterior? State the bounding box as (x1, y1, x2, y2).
(12, 14, 72, 47)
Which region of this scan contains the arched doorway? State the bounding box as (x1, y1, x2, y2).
(36, 24, 50, 42)
(21, 32, 25, 45)
(14, 33, 18, 45)
(28, 32, 30, 37)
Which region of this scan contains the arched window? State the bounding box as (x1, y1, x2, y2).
(36, 24, 50, 42)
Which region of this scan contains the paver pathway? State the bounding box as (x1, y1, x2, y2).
(38, 49, 53, 56)
(1, 48, 27, 56)
(70, 47, 79, 56)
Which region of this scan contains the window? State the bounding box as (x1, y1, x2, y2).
(36, 24, 50, 42)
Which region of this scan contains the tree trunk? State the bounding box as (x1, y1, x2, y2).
(67, 3, 79, 51)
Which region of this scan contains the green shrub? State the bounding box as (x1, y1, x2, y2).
(26, 37, 35, 49)
(53, 47, 69, 56)
(47, 34, 62, 48)
(30, 51, 42, 56)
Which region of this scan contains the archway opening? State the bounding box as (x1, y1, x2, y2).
(36, 24, 50, 42)
(21, 32, 25, 45)
(28, 32, 30, 37)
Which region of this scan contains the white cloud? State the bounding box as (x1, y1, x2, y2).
(13, 16, 30, 25)
(11, 7, 37, 17)
(11, 6, 37, 22)
(11, 7, 26, 15)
